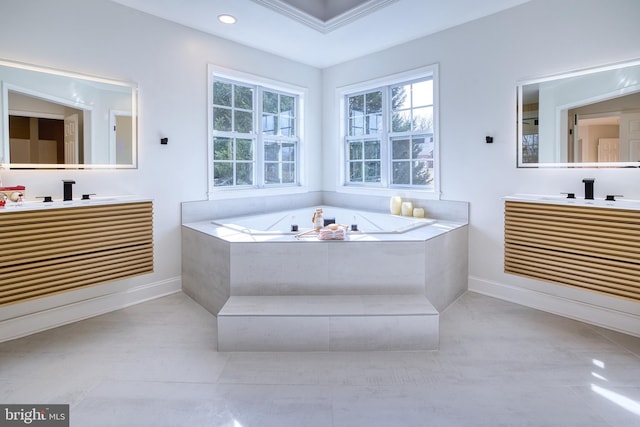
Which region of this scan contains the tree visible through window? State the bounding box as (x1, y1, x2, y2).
(211, 76, 300, 188)
(390, 79, 434, 186)
(344, 73, 436, 190)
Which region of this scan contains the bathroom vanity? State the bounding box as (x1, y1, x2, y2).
(504, 195, 640, 302)
(0, 197, 153, 306)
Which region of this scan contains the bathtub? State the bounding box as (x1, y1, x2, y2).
(211, 206, 435, 236)
(182, 201, 469, 351)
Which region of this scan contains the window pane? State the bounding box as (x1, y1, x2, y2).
(262, 114, 277, 135)
(235, 85, 253, 110)
(213, 137, 232, 160)
(412, 160, 431, 185)
(364, 140, 380, 159)
(391, 84, 411, 111)
(280, 95, 294, 115)
(236, 163, 253, 185)
(364, 161, 381, 182)
(235, 110, 253, 133)
(282, 163, 295, 183)
(236, 139, 253, 161)
(213, 81, 232, 106)
(264, 141, 279, 161)
(392, 110, 411, 132)
(263, 91, 278, 114)
(412, 137, 434, 160)
(348, 94, 364, 118)
(349, 162, 362, 182)
(413, 106, 433, 131)
(366, 91, 382, 114)
(349, 141, 363, 160)
(279, 115, 294, 136)
(366, 114, 382, 134)
(349, 116, 364, 136)
(392, 161, 410, 185)
(392, 139, 410, 160)
(282, 143, 295, 162)
(412, 80, 433, 107)
(214, 162, 233, 186)
(265, 163, 279, 184)
(213, 107, 232, 131)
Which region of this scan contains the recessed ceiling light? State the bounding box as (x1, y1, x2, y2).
(218, 14, 237, 24)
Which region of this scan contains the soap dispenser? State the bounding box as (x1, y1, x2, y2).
(312, 208, 324, 230)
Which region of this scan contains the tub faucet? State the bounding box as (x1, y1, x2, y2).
(63, 179, 76, 201)
(582, 178, 595, 200)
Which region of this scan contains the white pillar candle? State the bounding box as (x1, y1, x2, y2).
(401, 201, 414, 216)
(390, 196, 402, 215)
(413, 207, 425, 218)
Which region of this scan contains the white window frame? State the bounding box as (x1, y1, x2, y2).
(207, 65, 307, 199)
(337, 65, 440, 199)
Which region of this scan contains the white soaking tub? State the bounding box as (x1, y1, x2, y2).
(210, 206, 435, 237)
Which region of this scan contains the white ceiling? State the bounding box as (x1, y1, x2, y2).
(110, 0, 531, 68)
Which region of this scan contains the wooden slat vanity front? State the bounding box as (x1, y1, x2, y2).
(0, 201, 153, 306)
(504, 200, 640, 301)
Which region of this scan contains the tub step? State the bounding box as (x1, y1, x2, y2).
(217, 295, 438, 351)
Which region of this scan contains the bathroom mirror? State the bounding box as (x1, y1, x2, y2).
(0, 58, 137, 169)
(517, 58, 640, 168)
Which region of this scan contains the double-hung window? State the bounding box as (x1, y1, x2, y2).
(210, 71, 301, 191)
(343, 66, 438, 192)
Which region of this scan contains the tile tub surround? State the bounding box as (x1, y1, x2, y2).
(182, 225, 467, 306)
(182, 214, 468, 311)
(182, 199, 468, 351)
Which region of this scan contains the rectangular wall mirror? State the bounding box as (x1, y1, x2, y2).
(0, 58, 137, 169)
(517, 58, 640, 168)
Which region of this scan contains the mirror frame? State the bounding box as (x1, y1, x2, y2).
(0, 58, 138, 169)
(517, 58, 640, 168)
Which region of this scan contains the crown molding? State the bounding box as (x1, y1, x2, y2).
(250, 0, 399, 33)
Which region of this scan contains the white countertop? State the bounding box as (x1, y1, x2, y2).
(504, 194, 640, 211)
(0, 195, 152, 213)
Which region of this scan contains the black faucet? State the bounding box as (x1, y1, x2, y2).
(63, 180, 76, 201)
(582, 178, 595, 200)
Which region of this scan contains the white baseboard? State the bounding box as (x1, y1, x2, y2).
(0, 277, 181, 343)
(469, 276, 640, 338)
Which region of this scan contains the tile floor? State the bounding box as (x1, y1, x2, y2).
(1, 291, 639, 426)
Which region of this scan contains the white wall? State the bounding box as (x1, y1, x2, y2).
(0, 0, 322, 338)
(322, 0, 640, 334)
